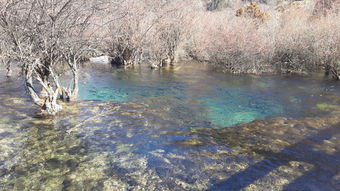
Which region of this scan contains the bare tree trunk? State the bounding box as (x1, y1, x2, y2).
(24, 62, 62, 115)
(40, 88, 62, 115)
(36, 77, 62, 115)
(5, 60, 12, 77)
(134, 50, 143, 64)
(60, 58, 79, 101)
(25, 66, 42, 105)
(324, 59, 340, 80)
(169, 53, 177, 66)
(122, 48, 135, 66)
(70, 61, 79, 101)
(49, 66, 63, 95)
(330, 68, 340, 80)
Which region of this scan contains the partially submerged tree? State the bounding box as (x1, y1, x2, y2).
(0, 0, 96, 115)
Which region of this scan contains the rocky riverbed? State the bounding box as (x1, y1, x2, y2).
(0, 65, 339, 190)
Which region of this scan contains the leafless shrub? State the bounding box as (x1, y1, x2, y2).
(149, 0, 199, 67)
(103, 0, 160, 66)
(311, 14, 340, 79)
(103, 0, 201, 68)
(0, 0, 96, 114)
(313, 0, 340, 16)
(273, 5, 340, 77)
(187, 11, 274, 74)
(187, 1, 340, 78)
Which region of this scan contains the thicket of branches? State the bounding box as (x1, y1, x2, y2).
(102, 0, 200, 67)
(188, 0, 340, 77)
(0, 0, 97, 114)
(0, 0, 339, 114)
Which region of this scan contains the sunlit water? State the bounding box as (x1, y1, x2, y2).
(0, 63, 340, 190)
(79, 63, 339, 127)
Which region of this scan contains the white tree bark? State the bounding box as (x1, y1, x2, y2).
(24, 61, 62, 115)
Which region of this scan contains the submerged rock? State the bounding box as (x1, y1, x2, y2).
(176, 138, 204, 146)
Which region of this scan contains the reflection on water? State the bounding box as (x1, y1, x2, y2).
(1, 64, 340, 190)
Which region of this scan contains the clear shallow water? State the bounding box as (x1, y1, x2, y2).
(79, 63, 340, 127)
(1, 65, 340, 191)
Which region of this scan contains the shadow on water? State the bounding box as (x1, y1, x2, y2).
(208, 123, 340, 191)
(1, 65, 340, 190)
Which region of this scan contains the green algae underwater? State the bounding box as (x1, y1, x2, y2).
(0, 63, 340, 191)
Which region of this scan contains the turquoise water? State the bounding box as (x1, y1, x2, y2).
(79, 63, 338, 127)
(1, 65, 340, 190)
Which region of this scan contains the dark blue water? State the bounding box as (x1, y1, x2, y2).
(79, 63, 340, 127)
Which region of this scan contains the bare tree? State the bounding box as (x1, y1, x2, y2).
(103, 0, 198, 68)
(149, 1, 190, 67)
(104, 0, 154, 66)
(0, 0, 96, 115)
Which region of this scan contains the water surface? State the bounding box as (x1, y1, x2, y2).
(0, 63, 340, 190)
(79, 63, 340, 127)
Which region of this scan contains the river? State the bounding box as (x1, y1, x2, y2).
(0, 63, 339, 190)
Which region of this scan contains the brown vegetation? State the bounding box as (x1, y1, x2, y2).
(102, 0, 199, 68)
(0, 0, 339, 114)
(187, 0, 340, 78)
(236, 2, 270, 23)
(313, 0, 340, 16)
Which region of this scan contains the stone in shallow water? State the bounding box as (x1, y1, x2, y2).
(176, 138, 204, 146)
(65, 159, 79, 170)
(0, 132, 13, 138)
(115, 144, 133, 154)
